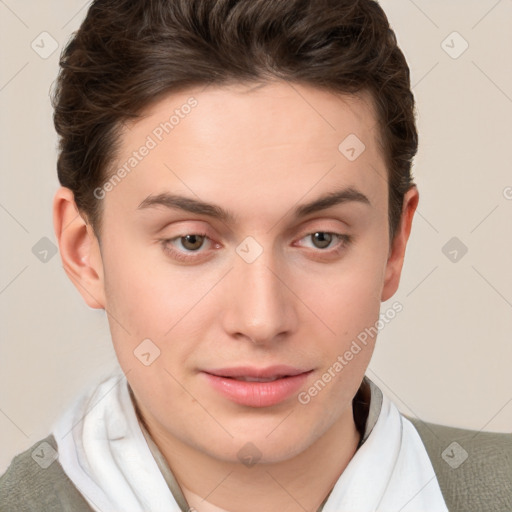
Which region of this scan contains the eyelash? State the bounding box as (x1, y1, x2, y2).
(159, 231, 353, 263)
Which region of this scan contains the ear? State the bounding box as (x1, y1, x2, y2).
(381, 186, 419, 302)
(53, 186, 106, 309)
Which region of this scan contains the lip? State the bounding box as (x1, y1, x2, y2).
(202, 366, 313, 407)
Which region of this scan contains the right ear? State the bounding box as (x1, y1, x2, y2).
(52, 186, 106, 309)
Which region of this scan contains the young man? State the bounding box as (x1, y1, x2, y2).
(1, 0, 510, 511)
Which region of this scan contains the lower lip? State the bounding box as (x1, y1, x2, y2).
(202, 372, 312, 407)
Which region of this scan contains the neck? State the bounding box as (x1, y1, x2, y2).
(139, 404, 361, 512)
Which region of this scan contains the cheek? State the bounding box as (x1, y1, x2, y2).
(103, 260, 164, 330)
(99, 241, 175, 370)
(101, 238, 183, 330)
(100, 238, 221, 370)
(303, 279, 382, 385)
(302, 253, 386, 335)
(297, 262, 385, 419)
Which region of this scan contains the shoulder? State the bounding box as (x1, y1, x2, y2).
(0, 434, 94, 512)
(405, 414, 512, 512)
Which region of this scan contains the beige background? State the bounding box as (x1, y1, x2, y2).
(1, 0, 511, 473)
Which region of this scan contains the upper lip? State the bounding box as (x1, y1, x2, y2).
(204, 365, 311, 379)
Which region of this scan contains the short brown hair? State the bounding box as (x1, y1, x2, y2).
(52, 0, 418, 240)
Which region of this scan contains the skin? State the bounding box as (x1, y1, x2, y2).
(53, 81, 419, 512)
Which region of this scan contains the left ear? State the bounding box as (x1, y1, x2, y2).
(381, 186, 419, 302)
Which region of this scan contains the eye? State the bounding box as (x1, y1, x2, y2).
(160, 232, 217, 262)
(159, 230, 352, 264)
(307, 232, 335, 249)
(175, 234, 207, 251)
(299, 231, 351, 251)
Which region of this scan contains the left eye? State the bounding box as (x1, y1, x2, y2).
(299, 232, 349, 250)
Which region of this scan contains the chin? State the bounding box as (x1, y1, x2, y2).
(199, 426, 318, 466)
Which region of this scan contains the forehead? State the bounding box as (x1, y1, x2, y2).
(106, 81, 387, 223)
(127, 81, 382, 157)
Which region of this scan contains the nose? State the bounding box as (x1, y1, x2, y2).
(221, 245, 298, 346)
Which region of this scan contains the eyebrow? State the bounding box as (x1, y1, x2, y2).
(137, 186, 371, 223)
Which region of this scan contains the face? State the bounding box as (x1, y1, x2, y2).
(81, 81, 404, 463)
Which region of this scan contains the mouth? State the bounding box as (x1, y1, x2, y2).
(204, 365, 310, 381)
(202, 365, 313, 407)
(222, 375, 288, 382)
